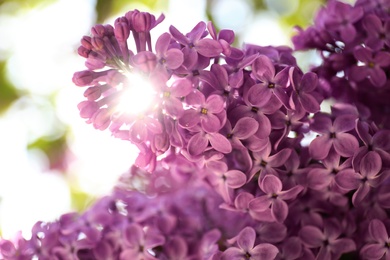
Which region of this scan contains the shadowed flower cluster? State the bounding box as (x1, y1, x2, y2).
(1, 1, 390, 259)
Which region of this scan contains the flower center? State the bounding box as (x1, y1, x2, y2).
(201, 108, 208, 115)
(268, 82, 275, 89)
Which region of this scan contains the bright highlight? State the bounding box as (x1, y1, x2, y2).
(117, 73, 157, 115)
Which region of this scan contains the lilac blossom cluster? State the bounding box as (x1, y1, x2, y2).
(1, 0, 390, 259)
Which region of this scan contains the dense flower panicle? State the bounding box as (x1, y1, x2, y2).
(3, 1, 390, 259)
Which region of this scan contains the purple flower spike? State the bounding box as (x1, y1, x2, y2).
(309, 113, 358, 160)
(249, 175, 303, 223)
(349, 46, 390, 87)
(221, 227, 279, 260)
(360, 219, 390, 260)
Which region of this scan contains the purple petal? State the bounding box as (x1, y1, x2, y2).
(310, 113, 332, 133)
(282, 237, 302, 259)
(360, 151, 381, 177)
(368, 219, 389, 243)
(145, 231, 165, 248)
(333, 133, 359, 157)
(155, 32, 170, 56)
(195, 38, 223, 57)
(235, 192, 254, 210)
(246, 84, 272, 107)
(201, 113, 222, 133)
(221, 248, 245, 259)
(179, 109, 200, 128)
(354, 46, 372, 63)
(355, 120, 372, 146)
(273, 87, 290, 109)
(279, 185, 304, 200)
(237, 227, 256, 252)
(300, 72, 318, 92)
(165, 48, 184, 70)
(373, 130, 390, 150)
(333, 115, 356, 133)
(170, 78, 193, 97)
(300, 93, 320, 113)
(369, 67, 387, 87)
(309, 135, 332, 160)
(254, 112, 272, 139)
(352, 182, 370, 206)
(252, 55, 275, 82)
(331, 238, 356, 255)
(349, 65, 369, 82)
(188, 132, 208, 156)
(360, 244, 387, 260)
(340, 24, 357, 43)
(374, 51, 390, 67)
(123, 223, 144, 247)
(251, 243, 279, 260)
(205, 94, 225, 113)
(248, 196, 271, 212)
(225, 170, 247, 189)
(335, 169, 361, 190)
(299, 226, 325, 248)
(260, 174, 283, 194)
(233, 117, 259, 139)
(271, 199, 289, 222)
(268, 148, 292, 167)
(209, 132, 232, 154)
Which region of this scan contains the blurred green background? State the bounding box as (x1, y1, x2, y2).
(0, 0, 326, 239)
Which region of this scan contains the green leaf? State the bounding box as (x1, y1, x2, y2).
(69, 187, 96, 212)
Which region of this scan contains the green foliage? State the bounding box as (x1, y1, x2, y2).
(95, 0, 169, 23)
(0, 0, 56, 9)
(27, 132, 68, 170)
(69, 187, 95, 212)
(0, 61, 19, 113)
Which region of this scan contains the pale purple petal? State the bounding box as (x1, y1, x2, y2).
(205, 94, 225, 113)
(123, 223, 144, 247)
(251, 243, 279, 260)
(300, 72, 318, 92)
(261, 175, 283, 194)
(233, 117, 259, 139)
(165, 49, 184, 69)
(225, 170, 247, 189)
(237, 227, 256, 252)
(330, 238, 356, 255)
(354, 46, 372, 63)
(188, 132, 208, 156)
(195, 38, 223, 57)
(271, 199, 289, 222)
(248, 196, 271, 212)
(252, 55, 275, 82)
(201, 113, 222, 133)
(300, 93, 320, 113)
(179, 109, 200, 128)
(299, 226, 325, 248)
(279, 185, 304, 200)
(221, 248, 245, 260)
(268, 148, 292, 167)
(208, 132, 232, 154)
(333, 115, 356, 133)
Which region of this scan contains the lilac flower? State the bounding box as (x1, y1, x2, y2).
(289, 67, 321, 113)
(248, 143, 292, 182)
(360, 219, 390, 260)
(309, 113, 358, 160)
(169, 21, 222, 58)
(249, 175, 303, 223)
(363, 14, 390, 50)
(249, 55, 291, 109)
(335, 151, 389, 206)
(220, 117, 259, 149)
(179, 91, 225, 133)
(221, 227, 279, 260)
(299, 219, 356, 260)
(349, 46, 390, 87)
(155, 32, 184, 71)
(322, 1, 363, 43)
